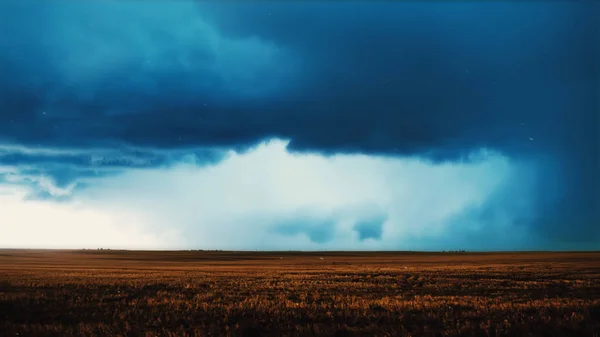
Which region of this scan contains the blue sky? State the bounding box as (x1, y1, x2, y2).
(0, 1, 598, 250)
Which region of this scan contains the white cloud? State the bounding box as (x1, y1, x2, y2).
(0, 186, 179, 249)
(0, 139, 538, 250)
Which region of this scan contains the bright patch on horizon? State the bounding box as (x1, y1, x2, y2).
(0, 139, 535, 250)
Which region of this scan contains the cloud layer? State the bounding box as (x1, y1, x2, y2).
(0, 1, 598, 249)
(2, 140, 555, 250)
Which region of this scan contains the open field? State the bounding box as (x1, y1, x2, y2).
(1, 250, 600, 336)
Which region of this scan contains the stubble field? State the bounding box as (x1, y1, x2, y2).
(1, 250, 599, 337)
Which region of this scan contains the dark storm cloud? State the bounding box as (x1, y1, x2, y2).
(273, 217, 337, 244)
(354, 215, 387, 242)
(0, 144, 225, 195)
(272, 211, 390, 244)
(0, 145, 224, 171)
(0, 1, 598, 242)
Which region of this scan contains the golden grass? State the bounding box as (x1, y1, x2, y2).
(1, 250, 599, 336)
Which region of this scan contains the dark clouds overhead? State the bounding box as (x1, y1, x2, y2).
(0, 1, 598, 244)
(0, 144, 225, 192)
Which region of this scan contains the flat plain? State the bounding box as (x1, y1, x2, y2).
(1, 250, 599, 337)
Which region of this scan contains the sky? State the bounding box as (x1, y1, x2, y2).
(0, 0, 598, 251)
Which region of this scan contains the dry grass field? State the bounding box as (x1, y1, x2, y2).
(1, 250, 600, 337)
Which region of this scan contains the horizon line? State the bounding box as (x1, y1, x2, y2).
(2, 248, 599, 254)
